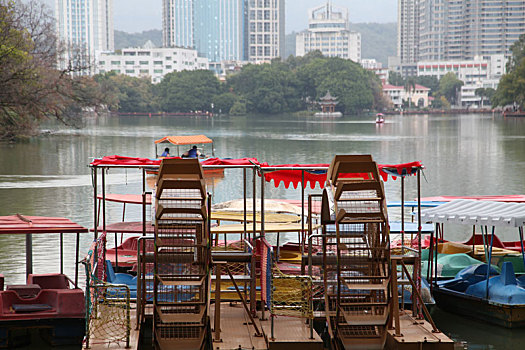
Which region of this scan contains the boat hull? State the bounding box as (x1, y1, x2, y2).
(0, 318, 85, 347)
(433, 286, 525, 328)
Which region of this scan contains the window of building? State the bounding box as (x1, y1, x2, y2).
(139, 69, 149, 74)
(140, 61, 148, 65)
(154, 69, 163, 74)
(111, 61, 120, 65)
(154, 61, 162, 65)
(166, 65, 172, 69)
(125, 69, 134, 73)
(99, 61, 105, 65)
(125, 61, 134, 65)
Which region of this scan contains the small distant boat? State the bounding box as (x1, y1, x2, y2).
(376, 113, 385, 123)
(147, 134, 224, 177)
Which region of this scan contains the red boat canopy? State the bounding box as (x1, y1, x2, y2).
(90, 155, 259, 167)
(90, 156, 423, 189)
(262, 161, 423, 189)
(154, 135, 213, 145)
(0, 215, 88, 234)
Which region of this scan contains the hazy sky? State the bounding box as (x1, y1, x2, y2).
(42, 0, 397, 34)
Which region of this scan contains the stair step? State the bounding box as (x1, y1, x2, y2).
(340, 302, 388, 307)
(340, 312, 388, 326)
(156, 275, 205, 286)
(155, 305, 205, 324)
(156, 205, 207, 220)
(344, 280, 389, 291)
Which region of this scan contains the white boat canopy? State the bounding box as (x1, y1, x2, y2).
(420, 199, 525, 227)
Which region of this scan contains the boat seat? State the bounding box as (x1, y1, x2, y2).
(27, 274, 69, 290)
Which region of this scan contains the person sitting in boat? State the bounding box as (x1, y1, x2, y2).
(183, 145, 201, 158)
(160, 147, 170, 157)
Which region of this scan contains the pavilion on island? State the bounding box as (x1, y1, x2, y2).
(318, 91, 339, 113)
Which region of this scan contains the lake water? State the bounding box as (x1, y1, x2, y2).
(1, 112, 524, 348)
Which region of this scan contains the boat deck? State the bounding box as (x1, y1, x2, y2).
(386, 310, 455, 349)
(210, 302, 323, 350)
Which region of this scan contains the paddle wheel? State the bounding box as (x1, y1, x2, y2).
(153, 159, 211, 349)
(321, 155, 391, 349)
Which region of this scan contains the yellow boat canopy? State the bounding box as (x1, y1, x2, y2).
(155, 135, 214, 145)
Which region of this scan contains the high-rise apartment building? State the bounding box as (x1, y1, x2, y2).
(162, 0, 245, 62)
(246, 0, 285, 62)
(418, 0, 525, 61)
(55, 0, 114, 70)
(397, 0, 418, 64)
(162, 0, 194, 49)
(194, 1, 245, 62)
(295, 2, 361, 62)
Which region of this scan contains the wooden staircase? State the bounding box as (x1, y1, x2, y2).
(322, 155, 390, 350)
(153, 159, 210, 350)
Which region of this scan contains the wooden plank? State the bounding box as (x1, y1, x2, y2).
(210, 302, 267, 350)
(259, 314, 324, 350)
(385, 310, 454, 349)
(155, 305, 205, 323)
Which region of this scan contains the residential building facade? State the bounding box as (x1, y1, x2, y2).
(417, 54, 505, 107)
(397, 0, 418, 64)
(162, 0, 194, 49)
(162, 0, 245, 61)
(55, 0, 114, 72)
(418, 0, 525, 61)
(96, 43, 209, 83)
(246, 0, 285, 62)
(295, 2, 361, 62)
(382, 83, 431, 108)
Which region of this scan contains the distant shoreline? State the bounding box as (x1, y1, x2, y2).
(384, 108, 497, 115)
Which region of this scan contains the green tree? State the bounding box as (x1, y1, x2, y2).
(475, 87, 496, 108)
(212, 92, 237, 114)
(438, 72, 464, 106)
(415, 76, 439, 95)
(157, 70, 221, 112)
(507, 34, 525, 72)
(296, 57, 375, 114)
(493, 34, 525, 107)
(388, 71, 404, 86)
(227, 61, 302, 114)
(94, 72, 157, 113)
(0, 0, 104, 139)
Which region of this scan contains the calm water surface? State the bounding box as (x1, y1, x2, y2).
(1, 113, 525, 349)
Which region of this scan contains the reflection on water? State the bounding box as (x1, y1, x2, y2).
(1, 113, 525, 347)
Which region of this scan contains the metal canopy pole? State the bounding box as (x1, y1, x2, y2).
(301, 170, 305, 253)
(260, 168, 265, 238)
(243, 169, 247, 240)
(252, 168, 257, 242)
(25, 233, 32, 278)
(401, 176, 405, 254)
(93, 166, 98, 240)
(486, 226, 495, 300)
